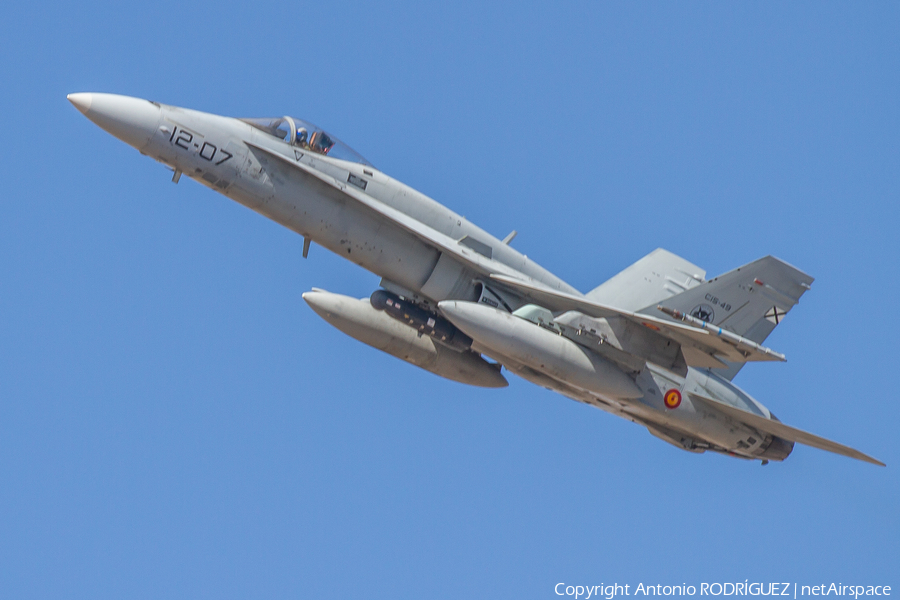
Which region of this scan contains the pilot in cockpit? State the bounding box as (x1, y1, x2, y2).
(295, 127, 309, 149)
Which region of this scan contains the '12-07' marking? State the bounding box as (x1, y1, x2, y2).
(169, 126, 232, 165)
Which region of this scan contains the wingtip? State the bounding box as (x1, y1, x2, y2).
(844, 448, 885, 467)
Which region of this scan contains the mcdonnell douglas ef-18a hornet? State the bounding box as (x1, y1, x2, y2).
(68, 92, 884, 466)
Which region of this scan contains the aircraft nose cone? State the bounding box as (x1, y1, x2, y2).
(67, 92, 93, 114)
(67, 92, 161, 151)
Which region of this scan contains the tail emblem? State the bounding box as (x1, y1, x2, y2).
(690, 304, 715, 322)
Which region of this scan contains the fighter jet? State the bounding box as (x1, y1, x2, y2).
(68, 92, 884, 466)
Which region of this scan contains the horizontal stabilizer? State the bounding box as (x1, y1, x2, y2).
(687, 392, 885, 466)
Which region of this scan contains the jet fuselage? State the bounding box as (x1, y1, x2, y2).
(68, 93, 882, 466)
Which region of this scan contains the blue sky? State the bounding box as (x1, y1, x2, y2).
(1, 2, 898, 598)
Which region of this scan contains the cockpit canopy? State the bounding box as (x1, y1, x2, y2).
(241, 116, 373, 166)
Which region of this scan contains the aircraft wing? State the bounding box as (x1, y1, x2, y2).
(687, 392, 885, 466)
(251, 143, 778, 368)
(490, 274, 785, 365)
(245, 142, 553, 286)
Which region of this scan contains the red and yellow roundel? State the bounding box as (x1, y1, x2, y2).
(664, 389, 682, 409)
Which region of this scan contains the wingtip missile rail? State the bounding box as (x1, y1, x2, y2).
(656, 305, 786, 362)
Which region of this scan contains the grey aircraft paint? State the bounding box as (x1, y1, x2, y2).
(68, 93, 883, 466)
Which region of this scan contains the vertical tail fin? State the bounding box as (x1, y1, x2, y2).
(643, 256, 814, 379)
(586, 248, 706, 311)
